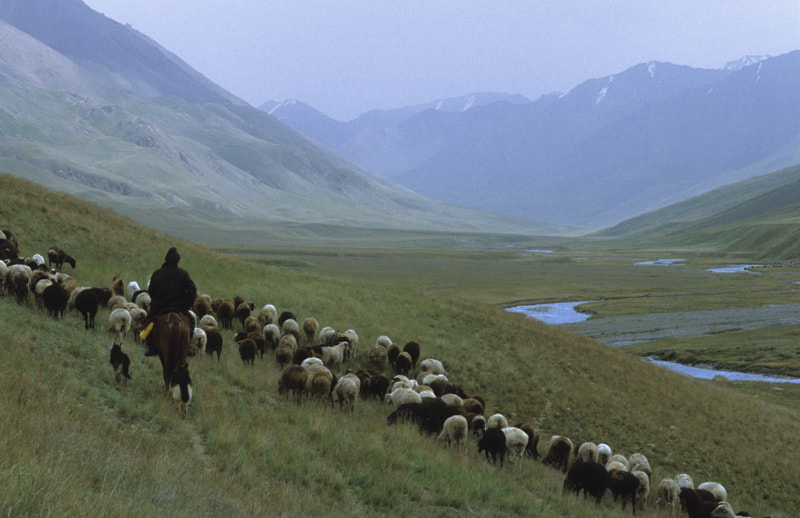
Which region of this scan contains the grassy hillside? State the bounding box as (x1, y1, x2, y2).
(2, 174, 799, 517)
(599, 163, 800, 259)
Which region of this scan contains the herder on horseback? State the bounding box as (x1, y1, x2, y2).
(141, 246, 197, 356)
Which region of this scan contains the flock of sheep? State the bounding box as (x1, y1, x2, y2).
(0, 230, 766, 518)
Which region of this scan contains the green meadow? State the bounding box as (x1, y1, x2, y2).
(2, 173, 800, 517)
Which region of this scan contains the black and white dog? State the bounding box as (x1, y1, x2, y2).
(109, 343, 131, 383)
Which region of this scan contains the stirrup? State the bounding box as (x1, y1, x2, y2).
(139, 322, 154, 340)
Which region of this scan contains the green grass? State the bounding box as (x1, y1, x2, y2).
(2, 174, 800, 516)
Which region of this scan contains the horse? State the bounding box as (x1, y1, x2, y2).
(149, 312, 191, 391)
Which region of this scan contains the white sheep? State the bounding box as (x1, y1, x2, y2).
(333, 372, 360, 412)
(319, 326, 336, 345)
(420, 373, 448, 386)
(418, 389, 437, 400)
(605, 460, 628, 473)
(655, 477, 680, 517)
(260, 304, 277, 325)
(502, 427, 529, 465)
(107, 294, 127, 311)
(698, 481, 727, 502)
(384, 387, 421, 408)
(281, 318, 300, 336)
(321, 341, 348, 371)
(607, 453, 630, 471)
(126, 281, 141, 300)
(437, 415, 469, 449)
(439, 393, 463, 407)
(486, 413, 509, 430)
(629, 452, 652, 479)
(710, 501, 735, 518)
(675, 473, 694, 490)
(389, 375, 416, 392)
(191, 327, 207, 354)
(418, 358, 446, 375)
(128, 306, 148, 340)
(199, 314, 218, 328)
(597, 443, 612, 465)
(343, 329, 359, 358)
(632, 470, 650, 511)
(108, 308, 132, 345)
(31, 253, 45, 266)
(577, 441, 599, 463)
(301, 357, 326, 374)
(263, 323, 281, 349)
(0, 260, 8, 295)
(375, 335, 392, 349)
(133, 291, 151, 312)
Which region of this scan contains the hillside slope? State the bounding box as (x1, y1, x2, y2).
(0, 1, 557, 241)
(1, 174, 799, 516)
(600, 163, 800, 259)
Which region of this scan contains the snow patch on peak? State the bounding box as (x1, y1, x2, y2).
(723, 55, 770, 71)
(463, 95, 476, 111)
(647, 62, 656, 78)
(595, 76, 614, 105)
(268, 98, 298, 114)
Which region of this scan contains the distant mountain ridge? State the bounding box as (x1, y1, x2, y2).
(0, 0, 556, 241)
(264, 52, 800, 228)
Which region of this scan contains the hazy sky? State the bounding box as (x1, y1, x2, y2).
(82, 1, 799, 121)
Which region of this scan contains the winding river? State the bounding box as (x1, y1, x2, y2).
(507, 301, 800, 383)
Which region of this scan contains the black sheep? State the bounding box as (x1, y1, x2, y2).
(41, 283, 68, 319)
(369, 375, 390, 400)
(402, 341, 420, 368)
(477, 427, 507, 466)
(387, 399, 466, 435)
(203, 326, 223, 362)
(608, 469, 640, 514)
(678, 488, 720, 518)
(75, 289, 99, 329)
(387, 344, 401, 368)
(394, 351, 413, 376)
(563, 461, 609, 505)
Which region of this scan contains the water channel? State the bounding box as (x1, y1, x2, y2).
(507, 301, 800, 384)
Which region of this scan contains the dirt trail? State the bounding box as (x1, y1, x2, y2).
(563, 303, 800, 346)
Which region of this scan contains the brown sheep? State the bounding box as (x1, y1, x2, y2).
(237, 336, 257, 366)
(216, 298, 236, 329)
(543, 435, 573, 473)
(515, 422, 540, 459)
(278, 365, 307, 404)
(111, 274, 124, 297)
(236, 301, 255, 329)
(203, 326, 223, 362)
(368, 343, 388, 370)
(307, 368, 335, 404)
(46, 246, 76, 271)
(302, 317, 319, 344)
(243, 315, 261, 334)
(192, 295, 211, 319)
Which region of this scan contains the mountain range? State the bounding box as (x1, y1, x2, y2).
(0, 0, 556, 244)
(263, 53, 800, 228)
(0, 0, 798, 241)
